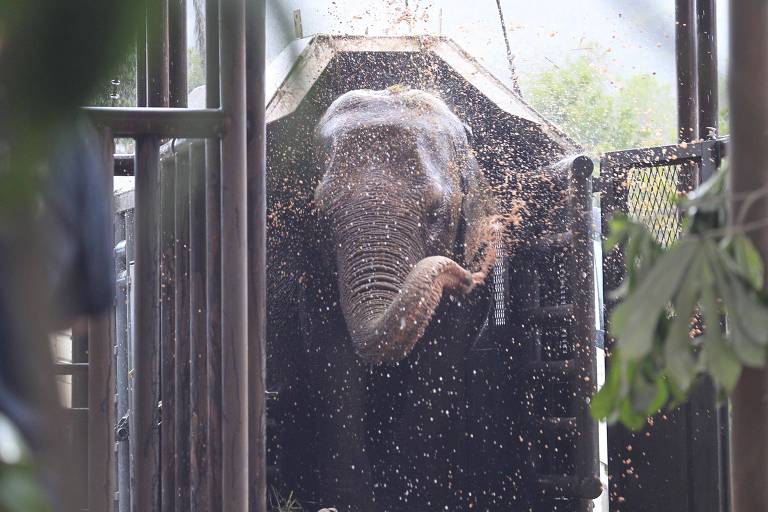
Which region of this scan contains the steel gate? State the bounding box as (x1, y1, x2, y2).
(598, 138, 730, 512)
(478, 155, 602, 511)
(75, 0, 269, 510)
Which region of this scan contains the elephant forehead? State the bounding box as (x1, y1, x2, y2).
(317, 89, 465, 142)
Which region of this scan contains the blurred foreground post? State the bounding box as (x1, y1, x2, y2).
(729, 1, 768, 511)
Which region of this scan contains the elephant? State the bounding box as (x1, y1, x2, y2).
(314, 88, 503, 364)
(269, 88, 505, 511)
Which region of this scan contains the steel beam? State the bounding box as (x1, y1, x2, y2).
(84, 107, 229, 138)
(246, 0, 268, 510)
(729, 2, 768, 511)
(133, 136, 162, 512)
(205, 0, 224, 509)
(219, 0, 249, 509)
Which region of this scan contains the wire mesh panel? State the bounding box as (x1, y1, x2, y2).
(626, 164, 681, 247)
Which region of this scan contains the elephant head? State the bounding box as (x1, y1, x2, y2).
(314, 88, 502, 365)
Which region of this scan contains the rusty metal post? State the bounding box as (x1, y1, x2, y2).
(189, 141, 209, 512)
(246, 0, 267, 510)
(159, 156, 177, 512)
(729, 2, 768, 511)
(172, 151, 190, 512)
(133, 136, 162, 512)
(88, 129, 117, 512)
(169, 0, 188, 108)
(134, 1, 169, 509)
(676, 0, 699, 189)
(147, 0, 170, 109)
(569, 156, 600, 511)
(697, 0, 718, 144)
(174, 149, 192, 511)
(220, 0, 249, 509)
(137, 3, 148, 108)
(205, 0, 224, 508)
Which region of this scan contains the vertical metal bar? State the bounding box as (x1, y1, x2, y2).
(729, 2, 768, 512)
(697, 0, 719, 143)
(694, 5, 728, 511)
(190, 141, 209, 512)
(89, 129, 117, 512)
(169, 0, 188, 107)
(147, 0, 170, 108)
(676, 0, 699, 189)
(246, 0, 267, 510)
(220, 0, 249, 508)
(137, 3, 148, 108)
(115, 232, 132, 512)
(133, 136, 162, 512)
(124, 208, 136, 512)
(174, 148, 192, 512)
(145, 3, 169, 510)
(160, 156, 177, 512)
(205, 0, 223, 508)
(569, 156, 598, 512)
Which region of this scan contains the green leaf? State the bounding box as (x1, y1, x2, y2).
(700, 285, 742, 393)
(727, 235, 763, 289)
(604, 213, 631, 252)
(610, 240, 700, 360)
(590, 356, 623, 421)
(619, 396, 648, 431)
(663, 244, 703, 391)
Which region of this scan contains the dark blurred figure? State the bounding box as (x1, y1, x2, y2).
(0, 119, 113, 511)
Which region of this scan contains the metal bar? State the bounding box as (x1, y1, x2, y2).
(697, 0, 719, 143)
(160, 156, 177, 512)
(246, 0, 267, 510)
(189, 141, 209, 512)
(729, 2, 768, 511)
(84, 107, 229, 138)
(602, 141, 706, 169)
(137, 4, 148, 107)
(133, 136, 162, 512)
(54, 362, 90, 376)
(115, 236, 132, 512)
(89, 129, 116, 512)
(174, 148, 192, 512)
(220, 0, 249, 508)
(123, 208, 137, 512)
(676, 0, 699, 190)
(169, 0, 188, 108)
(568, 156, 599, 511)
(147, 0, 170, 108)
(205, 0, 223, 508)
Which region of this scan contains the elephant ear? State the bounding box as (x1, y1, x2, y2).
(459, 156, 499, 271)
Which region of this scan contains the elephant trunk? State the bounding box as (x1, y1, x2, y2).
(332, 205, 474, 365)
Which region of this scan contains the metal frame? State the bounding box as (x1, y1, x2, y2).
(81, 1, 266, 511)
(599, 137, 729, 512)
(517, 156, 601, 511)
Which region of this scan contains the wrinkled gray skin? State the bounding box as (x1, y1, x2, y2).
(314, 88, 502, 365)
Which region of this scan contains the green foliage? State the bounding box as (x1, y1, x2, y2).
(0, 416, 50, 512)
(0, 461, 50, 512)
(188, 47, 206, 93)
(592, 168, 768, 429)
(523, 54, 675, 155)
